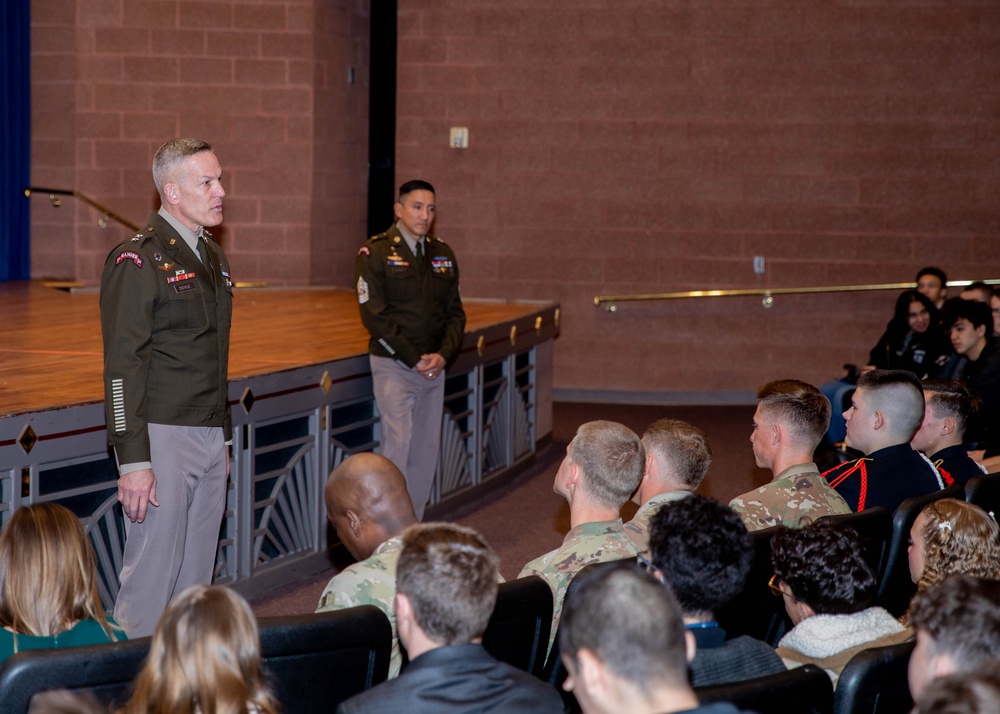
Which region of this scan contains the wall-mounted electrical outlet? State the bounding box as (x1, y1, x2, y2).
(450, 127, 469, 149)
(753, 256, 766, 275)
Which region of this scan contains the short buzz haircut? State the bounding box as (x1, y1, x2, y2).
(395, 523, 499, 645)
(856, 369, 925, 441)
(916, 267, 947, 287)
(909, 575, 1000, 672)
(648, 494, 751, 617)
(568, 421, 645, 509)
(641, 419, 712, 490)
(398, 180, 435, 201)
(771, 520, 876, 615)
(942, 296, 993, 332)
(152, 138, 213, 196)
(962, 281, 994, 303)
(560, 564, 690, 692)
(922, 379, 979, 438)
(755, 379, 831, 451)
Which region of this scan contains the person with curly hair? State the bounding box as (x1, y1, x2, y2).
(0, 502, 124, 661)
(771, 520, 912, 685)
(647, 495, 784, 686)
(908, 499, 1000, 599)
(912, 670, 1000, 714)
(121, 584, 280, 714)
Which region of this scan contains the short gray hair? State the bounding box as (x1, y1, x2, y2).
(152, 138, 213, 197)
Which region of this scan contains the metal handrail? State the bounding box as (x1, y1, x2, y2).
(593, 279, 1000, 312)
(24, 187, 140, 232)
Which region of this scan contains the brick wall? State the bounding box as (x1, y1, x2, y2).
(395, 1, 1000, 394)
(30, 0, 369, 286)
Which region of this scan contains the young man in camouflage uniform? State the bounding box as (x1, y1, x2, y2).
(518, 420, 645, 653)
(911, 379, 987, 488)
(316, 453, 419, 677)
(624, 419, 712, 550)
(730, 379, 850, 530)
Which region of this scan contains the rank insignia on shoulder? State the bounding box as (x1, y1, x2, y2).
(357, 246, 370, 257)
(130, 234, 143, 242)
(115, 251, 143, 268)
(169, 238, 177, 246)
(357, 276, 369, 304)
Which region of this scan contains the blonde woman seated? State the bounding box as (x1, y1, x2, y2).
(121, 584, 280, 714)
(908, 499, 1000, 613)
(770, 521, 912, 686)
(0, 502, 123, 661)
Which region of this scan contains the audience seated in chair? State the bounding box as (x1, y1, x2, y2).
(863, 290, 951, 379)
(336, 523, 563, 714)
(120, 584, 279, 714)
(558, 564, 756, 714)
(942, 298, 1000, 458)
(915, 267, 948, 310)
(519, 421, 644, 653)
(731, 379, 850, 530)
(907, 575, 1000, 702)
(648, 495, 785, 686)
(624, 419, 711, 549)
(771, 521, 912, 686)
(906, 499, 1000, 623)
(910, 380, 986, 487)
(0, 503, 124, 663)
(960, 281, 993, 304)
(911, 670, 1000, 714)
(316, 452, 419, 678)
(823, 369, 944, 512)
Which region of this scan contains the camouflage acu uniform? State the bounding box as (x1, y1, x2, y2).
(317, 536, 403, 678)
(729, 462, 851, 531)
(518, 519, 640, 652)
(623, 490, 693, 550)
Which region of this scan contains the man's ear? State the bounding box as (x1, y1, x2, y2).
(164, 182, 180, 206)
(685, 630, 697, 663)
(576, 649, 607, 698)
(346, 509, 363, 537)
(940, 416, 955, 437)
(771, 422, 781, 445)
(872, 409, 885, 431)
(393, 201, 403, 220)
(565, 462, 582, 489)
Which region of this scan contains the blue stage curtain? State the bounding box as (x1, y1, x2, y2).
(1, 0, 31, 282)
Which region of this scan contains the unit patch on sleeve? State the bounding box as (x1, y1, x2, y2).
(115, 251, 143, 268)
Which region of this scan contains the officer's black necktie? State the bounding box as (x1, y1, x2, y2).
(197, 236, 216, 288)
(415, 240, 424, 269)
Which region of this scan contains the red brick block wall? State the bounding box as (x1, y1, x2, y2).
(395, 1, 1000, 394)
(30, 0, 369, 286)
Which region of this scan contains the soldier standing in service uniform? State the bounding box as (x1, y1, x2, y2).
(100, 138, 233, 637)
(354, 180, 466, 520)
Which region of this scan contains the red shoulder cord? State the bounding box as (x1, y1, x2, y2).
(932, 460, 955, 487)
(823, 458, 872, 511)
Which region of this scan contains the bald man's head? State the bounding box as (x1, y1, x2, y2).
(325, 453, 418, 561)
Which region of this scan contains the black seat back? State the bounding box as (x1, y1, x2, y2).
(258, 605, 392, 714)
(482, 575, 552, 677)
(0, 637, 150, 713)
(696, 663, 833, 714)
(715, 525, 791, 646)
(816, 507, 891, 583)
(833, 641, 915, 714)
(966, 473, 1000, 518)
(878, 484, 964, 617)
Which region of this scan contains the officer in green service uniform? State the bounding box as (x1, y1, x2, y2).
(100, 138, 233, 638)
(354, 180, 466, 520)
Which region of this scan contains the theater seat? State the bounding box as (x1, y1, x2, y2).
(695, 663, 833, 714)
(833, 641, 915, 714)
(816, 507, 891, 583)
(258, 605, 392, 714)
(966, 473, 1000, 519)
(0, 637, 151, 714)
(877, 484, 964, 618)
(715, 525, 791, 647)
(482, 575, 553, 677)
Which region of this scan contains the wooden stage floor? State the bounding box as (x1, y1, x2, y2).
(0, 281, 556, 418)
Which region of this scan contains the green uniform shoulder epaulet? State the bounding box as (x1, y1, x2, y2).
(107, 225, 155, 263)
(427, 234, 446, 246)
